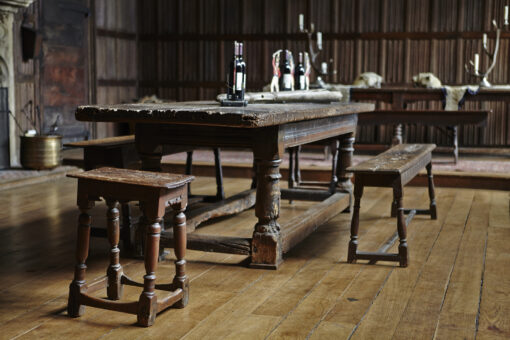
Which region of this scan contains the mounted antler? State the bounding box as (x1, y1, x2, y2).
(465, 20, 501, 87)
(299, 14, 336, 82)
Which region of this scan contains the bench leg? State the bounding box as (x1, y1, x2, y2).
(391, 199, 397, 218)
(171, 201, 189, 308)
(394, 185, 408, 267)
(426, 162, 437, 219)
(348, 183, 364, 263)
(288, 147, 296, 189)
(294, 145, 302, 185)
(106, 199, 123, 300)
(68, 203, 93, 318)
(137, 211, 162, 327)
(213, 148, 225, 201)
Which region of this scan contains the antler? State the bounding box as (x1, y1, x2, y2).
(465, 20, 500, 86)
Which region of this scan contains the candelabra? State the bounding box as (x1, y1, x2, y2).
(298, 14, 336, 82)
(465, 7, 508, 88)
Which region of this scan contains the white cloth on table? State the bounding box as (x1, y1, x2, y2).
(442, 85, 479, 111)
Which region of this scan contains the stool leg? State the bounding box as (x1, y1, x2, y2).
(68, 205, 93, 317)
(172, 201, 189, 308)
(394, 184, 408, 267)
(348, 182, 364, 263)
(426, 162, 437, 220)
(120, 202, 133, 252)
(106, 199, 123, 300)
(137, 213, 162, 327)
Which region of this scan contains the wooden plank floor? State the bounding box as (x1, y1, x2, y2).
(0, 176, 509, 339)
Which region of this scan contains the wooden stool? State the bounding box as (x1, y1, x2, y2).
(346, 144, 437, 267)
(67, 167, 194, 327)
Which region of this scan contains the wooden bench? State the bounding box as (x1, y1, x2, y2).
(67, 167, 194, 327)
(346, 144, 437, 267)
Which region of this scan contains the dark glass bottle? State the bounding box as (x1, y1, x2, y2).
(227, 41, 243, 100)
(236, 42, 246, 99)
(294, 52, 306, 90)
(279, 50, 293, 91)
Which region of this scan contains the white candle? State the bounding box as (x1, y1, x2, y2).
(316, 32, 322, 50)
(483, 33, 487, 48)
(299, 14, 304, 31)
(505, 6, 509, 24)
(474, 53, 480, 73)
(321, 62, 328, 74)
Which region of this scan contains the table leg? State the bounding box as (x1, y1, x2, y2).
(338, 132, 355, 193)
(392, 124, 403, 145)
(250, 157, 282, 269)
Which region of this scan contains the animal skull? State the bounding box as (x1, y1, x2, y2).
(412, 73, 442, 89)
(352, 72, 383, 88)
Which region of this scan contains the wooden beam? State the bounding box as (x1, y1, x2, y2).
(281, 192, 350, 253)
(165, 189, 256, 232)
(160, 232, 251, 255)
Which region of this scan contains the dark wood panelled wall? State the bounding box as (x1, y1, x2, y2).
(136, 0, 510, 147)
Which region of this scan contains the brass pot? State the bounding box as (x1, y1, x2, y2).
(20, 135, 62, 170)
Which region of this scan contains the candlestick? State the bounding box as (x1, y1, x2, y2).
(483, 33, 487, 48)
(299, 14, 304, 31)
(316, 32, 322, 50)
(321, 62, 328, 74)
(474, 53, 479, 74)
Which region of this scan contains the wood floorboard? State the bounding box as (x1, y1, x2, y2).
(0, 176, 508, 339)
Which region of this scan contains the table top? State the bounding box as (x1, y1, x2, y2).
(76, 101, 374, 128)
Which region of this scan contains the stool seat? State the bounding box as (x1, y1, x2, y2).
(69, 167, 194, 189)
(67, 167, 193, 327)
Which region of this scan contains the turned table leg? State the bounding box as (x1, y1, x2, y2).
(106, 199, 123, 300)
(393, 184, 408, 267)
(338, 132, 355, 194)
(137, 212, 162, 327)
(392, 124, 403, 145)
(250, 157, 283, 269)
(68, 202, 94, 317)
(171, 201, 189, 308)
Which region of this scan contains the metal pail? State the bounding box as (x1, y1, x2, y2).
(20, 135, 62, 170)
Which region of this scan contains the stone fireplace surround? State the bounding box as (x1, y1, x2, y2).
(0, 0, 36, 166)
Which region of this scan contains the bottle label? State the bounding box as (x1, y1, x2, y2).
(299, 75, 305, 90)
(283, 74, 292, 89)
(236, 72, 243, 91)
(243, 73, 246, 89)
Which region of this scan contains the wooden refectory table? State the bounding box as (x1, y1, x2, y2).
(350, 86, 502, 144)
(76, 101, 374, 269)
